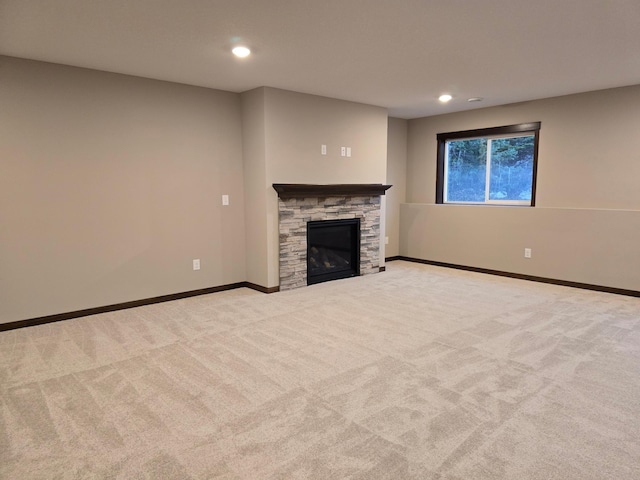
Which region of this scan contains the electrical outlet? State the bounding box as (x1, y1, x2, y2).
(340, 146, 346, 156)
(193, 259, 201, 270)
(524, 248, 532, 259)
(385, 236, 389, 245)
(321, 144, 327, 155)
(346, 147, 352, 157)
(222, 195, 229, 206)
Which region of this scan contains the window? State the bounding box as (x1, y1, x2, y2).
(436, 122, 540, 206)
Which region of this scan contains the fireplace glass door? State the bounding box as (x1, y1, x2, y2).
(307, 218, 360, 285)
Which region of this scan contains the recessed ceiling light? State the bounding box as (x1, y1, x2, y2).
(468, 97, 484, 103)
(232, 46, 251, 58)
(438, 94, 452, 103)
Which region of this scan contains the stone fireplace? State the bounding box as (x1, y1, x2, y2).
(273, 184, 392, 290)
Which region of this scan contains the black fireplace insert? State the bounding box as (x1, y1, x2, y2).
(307, 218, 360, 285)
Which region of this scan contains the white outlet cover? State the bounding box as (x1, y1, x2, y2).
(321, 144, 327, 155)
(222, 195, 229, 206)
(193, 259, 201, 270)
(346, 147, 352, 157)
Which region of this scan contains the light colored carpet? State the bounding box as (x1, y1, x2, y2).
(1, 260, 639, 479)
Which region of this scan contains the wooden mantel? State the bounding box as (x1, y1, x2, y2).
(273, 183, 392, 199)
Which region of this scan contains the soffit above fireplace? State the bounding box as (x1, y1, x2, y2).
(273, 183, 392, 199)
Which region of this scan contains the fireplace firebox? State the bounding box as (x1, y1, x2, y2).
(307, 218, 360, 285)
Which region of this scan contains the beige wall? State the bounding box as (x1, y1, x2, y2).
(385, 117, 408, 258)
(0, 59, 391, 322)
(240, 88, 269, 287)
(243, 87, 389, 287)
(264, 88, 388, 185)
(401, 205, 640, 291)
(15, 55, 633, 321)
(0, 56, 247, 324)
(403, 85, 640, 291)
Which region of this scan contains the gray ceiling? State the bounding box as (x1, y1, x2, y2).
(2, 0, 639, 118)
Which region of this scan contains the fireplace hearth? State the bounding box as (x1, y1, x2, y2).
(307, 218, 360, 285)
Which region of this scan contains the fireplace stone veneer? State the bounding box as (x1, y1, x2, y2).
(274, 184, 392, 291)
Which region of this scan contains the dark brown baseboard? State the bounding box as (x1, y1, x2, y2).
(245, 282, 280, 294)
(393, 256, 640, 298)
(8, 256, 634, 332)
(0, 281, 278, 332)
